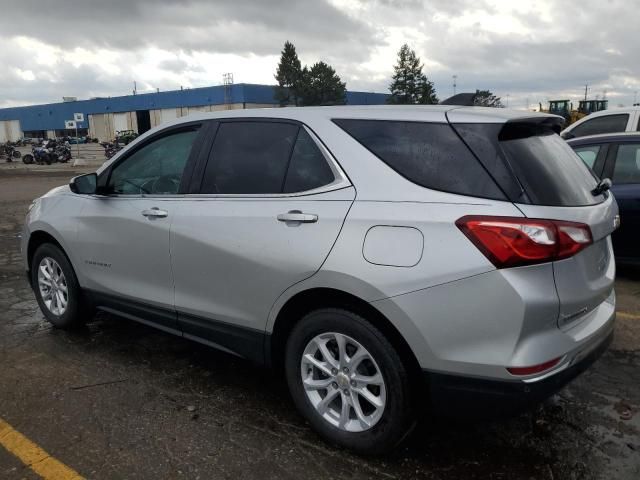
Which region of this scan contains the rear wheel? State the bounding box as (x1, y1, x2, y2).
(31, 243, 91, 329)
(285, 308, 414, 454)
(22, 154, 34, 165)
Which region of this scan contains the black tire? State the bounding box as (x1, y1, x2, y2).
(45, 154, 52, 165)
(22, 154, 34, 165)
(285, 308, 415, 454)
(13, 150, 21, 158)
(31, 243, 91, 329)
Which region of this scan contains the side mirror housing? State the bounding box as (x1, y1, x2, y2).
(69, 173, 98, 194)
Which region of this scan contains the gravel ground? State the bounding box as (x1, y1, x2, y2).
(0, 168, 638, 480)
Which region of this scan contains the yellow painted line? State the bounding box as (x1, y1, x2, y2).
(0, 417, 84, 480)
(617, 311, 640, 320)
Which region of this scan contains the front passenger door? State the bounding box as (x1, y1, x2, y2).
(76, 125, 203, 331)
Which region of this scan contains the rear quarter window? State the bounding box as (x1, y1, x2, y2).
(332, 119, 505, 200)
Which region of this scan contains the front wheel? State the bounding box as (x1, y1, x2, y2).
(285, 308, 415, 454)
(22, 154, 34, 164)
(31, 243, 91, 329)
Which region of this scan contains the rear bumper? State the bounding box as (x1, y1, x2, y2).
(426, 327, 613, 417)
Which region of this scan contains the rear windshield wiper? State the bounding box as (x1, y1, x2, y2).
(591, 178, 612, 196)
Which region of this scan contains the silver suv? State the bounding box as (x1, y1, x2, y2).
(22, 106, 617, 454)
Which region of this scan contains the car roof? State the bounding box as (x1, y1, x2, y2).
(566, 131, 640, 146)
(157, 105, 561, 127)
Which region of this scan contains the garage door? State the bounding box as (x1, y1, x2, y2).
(0, 120, 22, 142)
(113, 113, 129, 133)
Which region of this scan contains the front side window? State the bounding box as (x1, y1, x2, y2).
(570, 114, 629, 138)
(200, 122, 336, 194)
(108, 128, 199, 194)
(613, 143, 640, 184)
(573, 145, 601, 169)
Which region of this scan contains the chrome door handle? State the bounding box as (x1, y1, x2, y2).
(277, 210, 318, 223)
(141, 207, 168, 218)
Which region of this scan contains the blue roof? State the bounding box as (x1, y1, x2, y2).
(0, 83, 389, 132)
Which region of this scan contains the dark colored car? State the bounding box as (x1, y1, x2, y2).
(568, 132, 640, 265)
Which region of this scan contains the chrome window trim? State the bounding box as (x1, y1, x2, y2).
(99, 123, 352, 199)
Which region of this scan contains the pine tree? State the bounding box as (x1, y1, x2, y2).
(388, 44, 438, 104)
(474, 89, 503, 108)
(418, 77, 438, 105)
(274, 41, 302, 106)
(298, 62, 347, 106)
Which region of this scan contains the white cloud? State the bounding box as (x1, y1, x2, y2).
(0, 0, 639, 108)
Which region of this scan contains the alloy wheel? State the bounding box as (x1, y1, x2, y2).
(300, 332, 386, 432)
(37, 257, 68, 316)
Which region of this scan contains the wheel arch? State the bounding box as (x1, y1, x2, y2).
(268, 287, 423, 384)
(27, 229, 69, 276)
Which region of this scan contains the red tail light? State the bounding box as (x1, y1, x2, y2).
(507, 357, 562, 376)
(456, 216, 592, 268)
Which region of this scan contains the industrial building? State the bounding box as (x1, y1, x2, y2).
(0, 83, 388, 142)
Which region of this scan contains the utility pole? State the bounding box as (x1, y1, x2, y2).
(505, 94, 510, 108)
(133, 81, 137, 95)
(452, 75, 457, 96)
(223, 73, 234, 110)
(584, 84, 589, 102)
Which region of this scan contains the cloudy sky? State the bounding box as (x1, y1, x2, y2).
(0, 0, 638, 110)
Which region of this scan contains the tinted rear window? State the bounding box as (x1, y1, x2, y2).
(500, 129, 602, 206)
(333, 119, 505, 200)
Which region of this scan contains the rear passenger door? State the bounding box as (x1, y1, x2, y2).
(170, 119, 355, 358)
(604, 142, 640, 260)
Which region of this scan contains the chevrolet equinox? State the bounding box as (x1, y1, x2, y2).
(22, 106, 618, 454)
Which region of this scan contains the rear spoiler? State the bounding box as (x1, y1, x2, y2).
(499, 116, 565, 140)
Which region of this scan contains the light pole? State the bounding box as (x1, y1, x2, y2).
(453, 75, 457, 96)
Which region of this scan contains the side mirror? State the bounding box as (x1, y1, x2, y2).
(69, 173, 98, 194)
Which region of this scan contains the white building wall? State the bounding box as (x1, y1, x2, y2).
(160, 108, 178, 124)
(0, 120, 22, 142)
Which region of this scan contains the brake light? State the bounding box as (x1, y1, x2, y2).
(507, 357, 562, 376)
(456, 216, 592, 268)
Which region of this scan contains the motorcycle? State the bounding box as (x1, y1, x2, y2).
(2, 142, 22, 162)
(22, 140, 57, 165)
(54, 143, 72, 163)
(101, 141, 122, 159)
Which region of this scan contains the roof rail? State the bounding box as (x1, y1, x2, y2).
(440, 93, 477, 106)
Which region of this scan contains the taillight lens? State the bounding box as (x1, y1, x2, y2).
(456, 216, 592, 268)
(507, 357, 562, 376)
